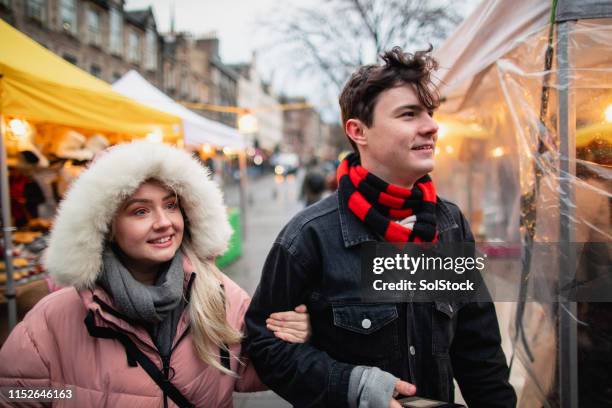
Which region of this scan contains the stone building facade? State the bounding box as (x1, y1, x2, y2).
(191, 37, 238, 128)
(230, 55, 283, 151)
(0, 0, 162, 86)
(281, 95, 323, 161)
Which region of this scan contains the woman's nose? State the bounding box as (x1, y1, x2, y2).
(153, 210, 172, 229)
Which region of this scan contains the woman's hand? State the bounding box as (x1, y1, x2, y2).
(266, 304, 311, 343)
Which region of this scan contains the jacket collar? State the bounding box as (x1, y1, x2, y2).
(337, 190, 459, 248)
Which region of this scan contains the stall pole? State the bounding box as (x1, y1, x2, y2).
(238, 150, 248, 239)
(0, 108, 18, 331)
(466, 161, 474, 227)
(556, 20, 579, 408)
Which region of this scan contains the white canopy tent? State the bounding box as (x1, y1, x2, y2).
(433, 0, 550, 110)
(113, 70, 245, 150)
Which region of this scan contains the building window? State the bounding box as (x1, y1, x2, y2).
(109, 8, 123, 55)
(164, 66, 176, 90)
(127, 31, 141, 63)
(190, 82, 199, 101)
(90, 64, 101, 78)
(26, 0, 46, 22)
(86, 7, 101, 47)
(62, 53, 77, 65)
(59, 0, 76, 34)
(180, 71, 189, 98)
(144, 28, 157, 70)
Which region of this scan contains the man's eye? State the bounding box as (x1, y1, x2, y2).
(401, 111, 415, 118)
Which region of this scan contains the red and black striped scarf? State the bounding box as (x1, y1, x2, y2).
(336, 153, 438, 243)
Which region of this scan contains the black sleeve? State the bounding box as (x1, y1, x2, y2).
(244, 242, 355, 407)
(450, 210, 517, 407)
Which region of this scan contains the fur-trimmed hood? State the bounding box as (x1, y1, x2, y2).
(45, 141, 232, 289)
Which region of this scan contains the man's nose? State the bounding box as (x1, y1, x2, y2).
(420, 114, 439, 138)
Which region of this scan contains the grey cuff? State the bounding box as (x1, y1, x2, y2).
(348, 366, 399, 408)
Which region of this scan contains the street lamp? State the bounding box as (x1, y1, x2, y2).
(235, 113, 258, 239)
(8, 119, 28, 138)
(145, 129, 163, 143)
(238, 113, 258, 134)
(605, 104, 612, 122)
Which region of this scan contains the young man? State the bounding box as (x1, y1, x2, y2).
(245, 47, 516, 407)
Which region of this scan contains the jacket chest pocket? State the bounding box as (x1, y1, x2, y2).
(331, 303, 401, 362)
(432, 301, 457, 356)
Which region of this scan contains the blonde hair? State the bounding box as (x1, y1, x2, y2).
(181, 241, 243, 376)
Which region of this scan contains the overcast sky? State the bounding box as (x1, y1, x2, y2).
(125, 0, 288, 63)
(125, 0, 341, 115)
(125, 0, 478, 120)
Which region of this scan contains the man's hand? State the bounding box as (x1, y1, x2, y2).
(266, 304, 311, 343)
(390, 380, 417, 408)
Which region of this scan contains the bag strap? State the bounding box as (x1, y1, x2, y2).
(217, 282, 232, 371)
(220, 346, 231, 370)
(85, 311, 195, 408)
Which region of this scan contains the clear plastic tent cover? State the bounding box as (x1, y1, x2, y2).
(433, 19, 611, 407)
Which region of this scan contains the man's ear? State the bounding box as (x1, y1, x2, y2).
(345, 118, 368, 148)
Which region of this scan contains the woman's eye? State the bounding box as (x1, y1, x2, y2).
(134, 208, 148, 216)
(166, 202, 179, 210)
(401, 111, 415, 118)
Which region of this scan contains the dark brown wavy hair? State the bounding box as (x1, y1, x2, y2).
(339, 46, 440, 153)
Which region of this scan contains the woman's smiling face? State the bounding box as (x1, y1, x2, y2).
(112, 180, 184, 275)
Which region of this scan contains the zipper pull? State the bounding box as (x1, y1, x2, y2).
(162, 354, 170, 377)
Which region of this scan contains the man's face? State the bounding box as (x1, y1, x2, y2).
(360, 84, 438, 183)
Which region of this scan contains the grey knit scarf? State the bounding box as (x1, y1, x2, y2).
(97, 246, 185, 356)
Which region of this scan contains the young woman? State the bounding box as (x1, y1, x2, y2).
(0, 142, 309, 407)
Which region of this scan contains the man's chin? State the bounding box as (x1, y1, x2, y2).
(405, 164, 434, 180)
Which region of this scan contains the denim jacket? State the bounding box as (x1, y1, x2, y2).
(245, 191, 516, 407)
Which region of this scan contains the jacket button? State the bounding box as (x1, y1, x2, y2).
(409, 345, 416, 355)
(361, 318, 372, 329)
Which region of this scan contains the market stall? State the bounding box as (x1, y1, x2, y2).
(433, 1, 612, 406)
(0, 19, 182, 332)
(113, 70, 247, 266)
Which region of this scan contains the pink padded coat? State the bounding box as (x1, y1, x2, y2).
(0, 258, 265, 407)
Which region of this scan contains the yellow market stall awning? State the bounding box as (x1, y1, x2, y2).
(0, 20, 182, 332)
(0, 19, 181, 137)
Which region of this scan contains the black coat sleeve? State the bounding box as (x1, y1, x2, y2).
(450, 210, 517, 407)
(244, 242, 355, 407)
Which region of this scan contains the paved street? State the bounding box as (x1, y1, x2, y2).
(223, 172, 303, 295)
(223, 172, 303, 407)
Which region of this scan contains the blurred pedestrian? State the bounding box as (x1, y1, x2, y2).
(300, 159, 327, 206)
(0, 142, 310, 407)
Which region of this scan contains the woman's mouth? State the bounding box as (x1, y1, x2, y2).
(147, 235, 174, 248)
